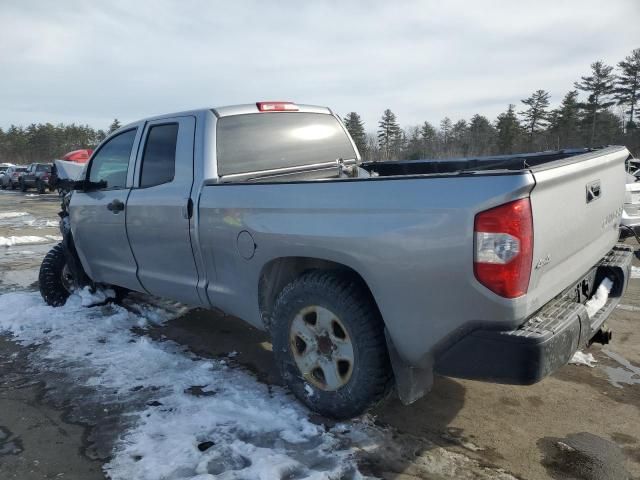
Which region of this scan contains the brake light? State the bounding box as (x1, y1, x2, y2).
(474, 198, 533, 298)
(256, 101, 298, 112)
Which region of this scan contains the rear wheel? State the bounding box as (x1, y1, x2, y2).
(19, 180, 26, 192)
(37, 180, 45, 194)
(39, 243, 74, 307)
(271, 270, 392, 419)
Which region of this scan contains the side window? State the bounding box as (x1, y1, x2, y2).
(89, 129, 137, 189)
(139, 124, 178, 188)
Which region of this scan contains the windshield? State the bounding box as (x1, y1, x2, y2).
(216, 112, 357, 176)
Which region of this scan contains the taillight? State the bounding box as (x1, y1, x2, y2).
(256, 101, 298, 112)
(474, 198, 533, 298)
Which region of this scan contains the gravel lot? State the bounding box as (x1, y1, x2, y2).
(0, 189, 639, 480)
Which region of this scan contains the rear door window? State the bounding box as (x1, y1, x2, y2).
(139, 123, 178, 187)
(216, 113, 356, 176)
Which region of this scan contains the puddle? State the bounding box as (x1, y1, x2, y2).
(538, 432, 630, 480)
(0, 426, 23, 456)
(602, 350, 640, 388)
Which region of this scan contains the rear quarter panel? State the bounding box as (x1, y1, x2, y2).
(197, 173, 534, 367)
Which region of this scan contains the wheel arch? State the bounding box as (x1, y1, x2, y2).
(258, 256, 381, 331)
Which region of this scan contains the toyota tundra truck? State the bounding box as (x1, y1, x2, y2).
(38, 102, 633, 419)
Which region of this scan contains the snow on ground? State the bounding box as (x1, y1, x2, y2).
(632, 266, 640, 279)
(0, 291, 362, 479)
(569, 351, 597, 367)
(0, 290, 519, 480)
(0, 235, 61, 247)
(0, 210, 59, 229)
(0, 211, 29, 219)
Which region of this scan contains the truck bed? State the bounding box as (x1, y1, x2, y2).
(361, 147, 627, 177)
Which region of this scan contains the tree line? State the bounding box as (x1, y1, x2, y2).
(1, 49, 638, 165)
(344, 48, 640, 162)
(0, 119, 121, 165)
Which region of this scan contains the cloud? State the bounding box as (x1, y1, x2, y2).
(0, 0, 638, 131)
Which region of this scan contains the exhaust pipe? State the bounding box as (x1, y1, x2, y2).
(590, 324, 612, 346)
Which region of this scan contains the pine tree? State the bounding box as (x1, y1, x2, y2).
(377, 109, 401, 161)
(549, 91, 582, 148)
(108, 118, 122, 134)
(468, 114, 496, 156)
(519, 90, 551, 144)
(420, 121, 437, 157)
(614, 48, 640, 131)
(439, 117, 453, 147)
(574, 61, 616, 145)
(495, 105, 522, 154)
(451, 119, 469, 156)
(343, 112, 367, 157)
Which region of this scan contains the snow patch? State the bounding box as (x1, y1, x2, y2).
(569, 351, 597, 367)
(631, 266, 640, 279)
(0, 211, 29, 219)
(76, 286, 116, 307)
(616, 303, 640, 312)
(0, 292, 358, 479)
(0, 235, 61, 247)
(24, 218, 59, 228)
(584, 277, 613, 318)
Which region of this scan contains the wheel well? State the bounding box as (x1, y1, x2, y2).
(258, 257, 377, 330)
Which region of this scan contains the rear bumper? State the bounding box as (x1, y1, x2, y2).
(435, 244, 633, 385)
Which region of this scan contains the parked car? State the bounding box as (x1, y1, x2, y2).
(0, 164, 12, 182)
(38, 102, 633, 419)
(1, 165, 28, 190)
(19, 163, 53, 193)
(621, 168, 640, 240)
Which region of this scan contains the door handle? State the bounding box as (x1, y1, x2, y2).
(107, 199, 125, 213)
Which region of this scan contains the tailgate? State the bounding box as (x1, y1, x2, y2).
(527, 147, 628, 308)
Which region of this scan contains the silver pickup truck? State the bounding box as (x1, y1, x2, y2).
(39, 102, 633, 419)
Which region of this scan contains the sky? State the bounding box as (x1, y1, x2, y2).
(1, 0, 638, 133)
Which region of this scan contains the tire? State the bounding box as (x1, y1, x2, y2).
(39, 243, 73, 307)
(37, 181, 45, 194)
(271, 270, 392, 419)
(10, 182, 16, 190)
(20, 180, 26, 192)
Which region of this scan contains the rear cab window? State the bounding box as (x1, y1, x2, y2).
(216, 113, 356, 176)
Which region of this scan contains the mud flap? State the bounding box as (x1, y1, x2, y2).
(385, 329, 433, 405)
(60, 217, 91, 290)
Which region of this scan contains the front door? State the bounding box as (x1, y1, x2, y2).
(70, 127, 145, 291)
(125, 116, 201, 305)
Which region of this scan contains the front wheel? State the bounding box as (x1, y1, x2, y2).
(271, 270, 392, 419)
(19, 180, 26, 192)
(37, 181, 45, 194)
(39, 243, 74, 306)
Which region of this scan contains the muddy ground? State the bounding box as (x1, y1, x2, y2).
(0, 188, 639, 479)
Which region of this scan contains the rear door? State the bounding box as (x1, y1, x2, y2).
(70, 127, 145, 291)
(125, 116, 201, 305)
